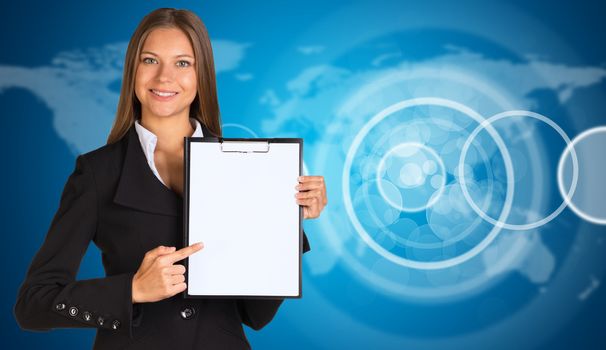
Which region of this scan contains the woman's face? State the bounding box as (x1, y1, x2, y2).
(135, 27, 197, 121)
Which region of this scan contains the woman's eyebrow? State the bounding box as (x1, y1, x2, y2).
(140, 50, 194, 59)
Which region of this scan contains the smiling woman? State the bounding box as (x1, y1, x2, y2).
(132, 26, 202, 196)
(136, 28, 198, 122)
(107, 8, 222, 144)
(14, 7, 327, 350)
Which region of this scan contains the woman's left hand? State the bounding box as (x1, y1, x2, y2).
(295, 176, 327, 219)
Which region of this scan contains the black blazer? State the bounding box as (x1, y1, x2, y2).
(14, 123, 311, 350)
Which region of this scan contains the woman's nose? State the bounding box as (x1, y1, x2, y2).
(155, 63, 175, 83)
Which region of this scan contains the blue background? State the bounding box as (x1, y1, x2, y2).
(1, 0, 605, 349)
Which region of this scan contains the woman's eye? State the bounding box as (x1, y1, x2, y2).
(177, 60, 191, 68)
(142, 57, 157, 64)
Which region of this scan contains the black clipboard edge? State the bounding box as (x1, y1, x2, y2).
(182, 136, 304, 299)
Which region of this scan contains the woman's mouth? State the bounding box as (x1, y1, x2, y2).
(149, 89, 178, 100)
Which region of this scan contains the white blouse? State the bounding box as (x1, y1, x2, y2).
(134, 118, 204, 186)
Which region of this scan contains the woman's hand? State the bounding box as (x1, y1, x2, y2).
(132, 243, 203, 303)
(295, 175, 327, 219)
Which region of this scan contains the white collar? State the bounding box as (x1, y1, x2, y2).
(134, 117, 204, 150)
(133, 118, 204, 185)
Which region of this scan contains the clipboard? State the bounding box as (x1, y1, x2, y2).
(183, 136, 303, 299)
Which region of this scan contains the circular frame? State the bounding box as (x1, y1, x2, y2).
(342, 97, 514, 270)
(557, 125, 604, 225)
(459, 110, 578, 230)
(376, 142, 447, 212)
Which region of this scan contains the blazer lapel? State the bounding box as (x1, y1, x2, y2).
(113, 126, 182, 217)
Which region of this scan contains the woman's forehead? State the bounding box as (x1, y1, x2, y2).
(142, 27, 194, 56)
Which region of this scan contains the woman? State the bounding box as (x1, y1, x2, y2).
(14, 8, 327, 350)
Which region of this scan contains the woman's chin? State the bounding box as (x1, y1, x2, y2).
(146, 107, 184, 119)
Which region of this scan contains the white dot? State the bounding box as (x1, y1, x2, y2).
(395, 144, 419, 157)
(423, 160, 437, 175)
(400, 163, 425, 187)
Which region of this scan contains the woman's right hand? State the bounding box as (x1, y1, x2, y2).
(131, 243, 204, 303)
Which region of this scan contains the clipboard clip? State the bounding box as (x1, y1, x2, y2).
(219, 140, 271, 153)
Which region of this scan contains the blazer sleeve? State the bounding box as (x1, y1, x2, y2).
(237, 230, 311, 331)
(14, 155, 137, 339)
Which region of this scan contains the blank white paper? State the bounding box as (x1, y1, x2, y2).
(186, 140, 301, 297)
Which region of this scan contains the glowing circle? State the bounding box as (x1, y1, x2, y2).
(400, 162, 425, 187)
(558, 126, 606, 225)
(377, 142, 446, 212)
(221, 123, 260, 138)
(423, 160, 437, 175)
(343, 97, 514, 269)
(459, 110, 578, 230)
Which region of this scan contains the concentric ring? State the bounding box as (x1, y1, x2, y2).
(343, 97, 514, 270)
(459, 110, 579, 230)
(376, 142, 447, 212)
(558, 125, 604, 225)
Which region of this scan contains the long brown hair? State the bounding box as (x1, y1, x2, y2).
(106, 8, 221, 144)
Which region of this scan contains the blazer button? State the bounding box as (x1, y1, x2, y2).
(55, 303, 66, 311)
(68, 306, 79, 317)
(180, 306, 196, 320)
(97, 316, 105, 326)
(83, 311, 92, 322)
(111, 320, 121, 330)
